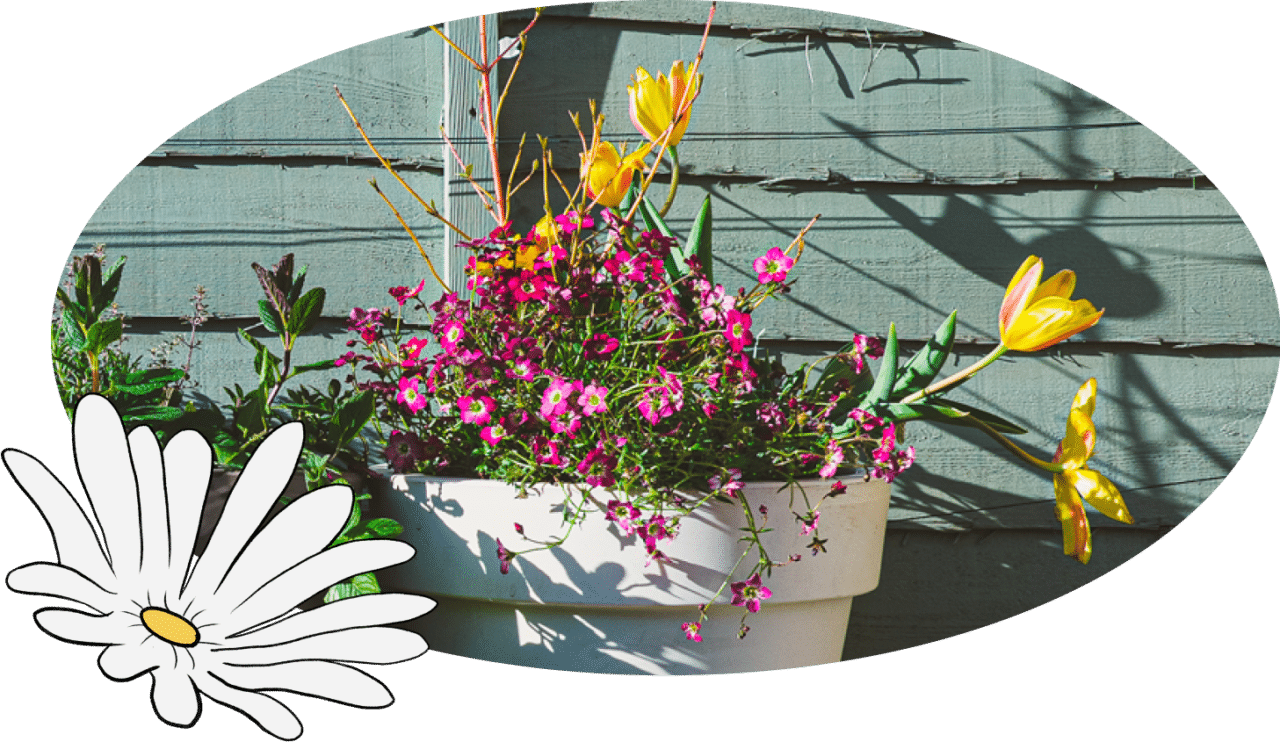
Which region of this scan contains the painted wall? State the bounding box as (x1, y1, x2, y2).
(70, 1, 1279, 659)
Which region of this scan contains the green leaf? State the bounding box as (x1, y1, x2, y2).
(237, 326, 269, 354)
(883, 401, 1028, 435)
(287, 287, 326, 336)
(636, 197, 685, 281)
(121, 406, 186, 423)
(891, 311, 958, 397)
(96, 256, 127, 314)
(863, 323, 899, 407)
(362, 517, 404, 538)
(294, 358, 336, 373)
(258, 299, 283, 334)
(116, 367, 185, 395)
(332, 391, 375, 447)
(323, 581, 358, 603)
(59, 311, 88, 353)
(85, 317, 124, 356)
(686, 195, 714, 284)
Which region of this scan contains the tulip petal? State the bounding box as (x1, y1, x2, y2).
(1059, 409, 1096, 466)
(1069, 468, 1135, 524)
(1031, 269, 1076, 303)
(1071, 378, 1098, 418)
(1053, 475, 1092, 564)
(1004, 297, 1103, 352)
(999, 256, 1043, 337)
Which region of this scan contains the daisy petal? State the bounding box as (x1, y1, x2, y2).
(130, 426, 171, 587)
(98, 641, 167, 681)
(73, 394, 143, 578)
(150, 667, 201, 728)
(161, 430, 213, 595)
(33, 607, 129, 646)
(223, 540, 415, 636)
(198, 671, 303, 740)
(206, 486, 353, 617)
(227, 593, 435, 645)
(214, 626, 427, 665)
(2, 449, 112, 585)
(183, 423, 303, 603)
(7, 561, 116, 613)
(214, 660, 393, 708)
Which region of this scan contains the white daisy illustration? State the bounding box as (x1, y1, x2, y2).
(4, 394, 435, 739)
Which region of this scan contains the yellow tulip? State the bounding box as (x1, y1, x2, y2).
(628, 61, 702, 147)
(1051, 378, 1135, 564)
(580, 141, 649, 208)
(999, 255, 1104, 352)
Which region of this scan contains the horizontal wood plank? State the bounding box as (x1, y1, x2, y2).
(499, 14, 1195, 182)
(73, 162, 448, 317)
(515, 0, 922, 35)
(511, 179, 1278, 346)
(151, 29, 444, 164)
(843, 528, 1166, 659)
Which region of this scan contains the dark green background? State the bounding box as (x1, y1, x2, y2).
(5, 0, 1269, 736)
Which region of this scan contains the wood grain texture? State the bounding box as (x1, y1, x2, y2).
(73, 162, 446, 317)
(151, 29, 444, 165)
(500, 13, 1195, 183)
(842, 528, 1166, 659)
(511, 179, 1277, 346)
(517, 1, 922, 35)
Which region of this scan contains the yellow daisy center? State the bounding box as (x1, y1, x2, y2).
(140, 607, 200, 647)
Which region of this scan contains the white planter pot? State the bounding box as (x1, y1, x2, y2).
(374, 473, 891, 674)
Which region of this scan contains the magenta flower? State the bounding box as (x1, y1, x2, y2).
(582, 333, 620, 360)
(829, 480, 848, 496)
(605, 499, 642, 535)
(576, 446, 618, 487)
(708, 468, 744, 497)
(541, 377, 575, 419)
(505, 357, 539, 381)
(578, 384, 610, 416)
(401, 336, 431, 362)
(389, 278, 427, 305)
(724, 309, 754, 353)
(508, 270, 549, 303)
(554, 211, 594, 232)
(799, 511, 821, 536)
(682, 621, 704, 642)
(753, 246, 795, 283)
(730, 574, 773, 613)
(458, 395, 496, 425)
(533, 437, 563, 466)
(384, 430, 426, 472)
(819, 439, 845, 478)
(480, 419, 508, 446)
(638, 515, 670, 553)
(397, 376, 428, 413)
(496, 538, 514, 575)
(549, 410, 583, 438)
(439, 320, 466, 355)
(604, 249, 646, 282)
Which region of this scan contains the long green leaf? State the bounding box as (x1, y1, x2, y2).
(891, 311, 958, 397)
(686, 195, 714, 283)
(863, 323, 899, 407)
(288, 287, 326, 336)
(884, 401, 1028, 434)
(85, 317, 123, 356)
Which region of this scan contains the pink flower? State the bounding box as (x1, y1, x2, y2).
(582, 333, 620, 360)
(402, 336, 431, 362)
(508, 270, 549, 303)
(496, 538, 515, 575)
(753, 246, 795, 283)
(799, 511, 821, 536)
(541, 378, 575, 419)
(708, 468, 744, 497)
(578, 384, 610, 416)
(458, 395, 496, 425)
(396, 376, 428, 413)
(682, 621, 704, 642)
(439, 320, 466, 355)
(605, 499, 642, 535)
(724, 309, 753, 353)
(819, 440, 845, 478)
(730, 574, 773, 613)
(480, 419, 508, 446)
(534, 437, 563, 466)
(549, 410, 583, 438)
(577, 446, 618, 487)
(384, 430, 426, 472)
(389, 279, 427, 305)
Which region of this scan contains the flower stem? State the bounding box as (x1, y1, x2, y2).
(900, 343, 1008, 404)
(970, 417, 1064, 473)
(657, 147, 680, 218)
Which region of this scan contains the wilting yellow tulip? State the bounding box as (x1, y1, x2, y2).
(1051, 378, 1135, 564)
(999, 256, 1104, 352)
(628, 61, 702, 147)
(580, 141, 649, 208)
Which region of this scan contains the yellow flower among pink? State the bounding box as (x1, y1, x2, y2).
(999, 255, 1103, 351)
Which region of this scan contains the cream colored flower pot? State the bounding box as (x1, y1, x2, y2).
(374, 473, 890, 674)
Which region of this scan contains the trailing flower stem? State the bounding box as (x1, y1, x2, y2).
(900, 343, 1008, 404)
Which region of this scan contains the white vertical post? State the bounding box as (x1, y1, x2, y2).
(441, 14, 499, 294)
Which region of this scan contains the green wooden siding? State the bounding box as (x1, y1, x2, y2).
(68, 0, 1279, 661)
